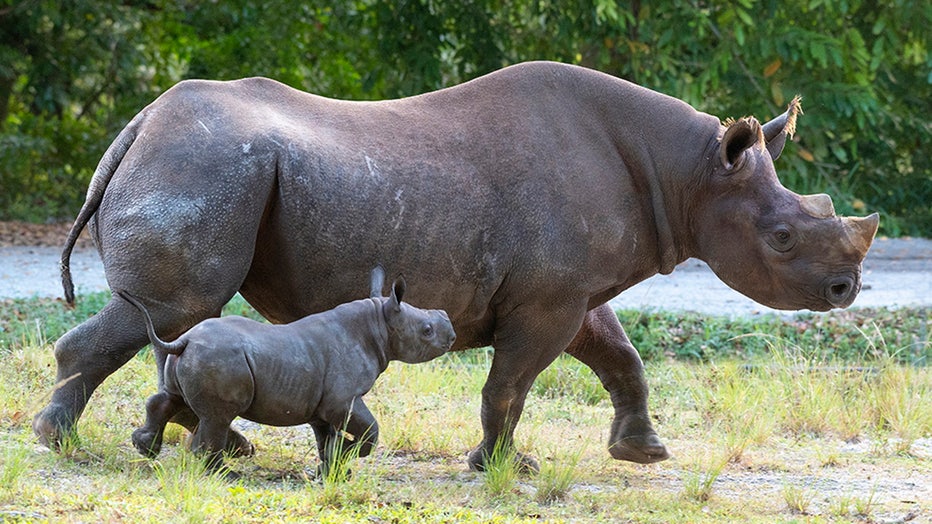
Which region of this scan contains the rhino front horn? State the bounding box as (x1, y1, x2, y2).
(844, 213, 880, 257)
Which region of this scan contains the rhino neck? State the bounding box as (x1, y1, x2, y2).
(594, 73, 718, 276)
(646, 173, 679, 275)
(620, 114, 716, 276)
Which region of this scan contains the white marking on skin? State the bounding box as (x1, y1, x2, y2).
(365, 155, 382, 179)
(198, 120, 211, 134)
(242, 142, 251, 154)
(392, 188, 405, 229)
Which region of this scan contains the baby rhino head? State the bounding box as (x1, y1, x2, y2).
(371, 267, 456, 364)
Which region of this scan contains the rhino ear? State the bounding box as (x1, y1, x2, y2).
(369, 265, 386, 298)
(720, 118, 761, 170)
(762, 96, 802, 161)
(390, 275, 406, 306)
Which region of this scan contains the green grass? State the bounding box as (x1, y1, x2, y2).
(0, 294, 929, 522)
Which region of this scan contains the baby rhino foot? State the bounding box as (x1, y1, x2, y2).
(223, 428, 256, 458)
(132, 427, 163, 458)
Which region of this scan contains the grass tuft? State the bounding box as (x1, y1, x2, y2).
(534, 445, 584, 504)
(681, 452, 728, 502)
(482, 435, 520, 499)
(781, 482, 815, 514)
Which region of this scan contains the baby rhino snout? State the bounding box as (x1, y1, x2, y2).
(434, 311, 456, 350)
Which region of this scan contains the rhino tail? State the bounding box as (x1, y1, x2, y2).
(115, 290, 188, 355)
(61, 116, 142, 305)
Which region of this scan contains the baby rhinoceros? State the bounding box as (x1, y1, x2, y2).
(118, 267, 455, 478)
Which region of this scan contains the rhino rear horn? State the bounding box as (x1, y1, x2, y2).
(800, 193, 835, 218)
(762, 96, 802, 161)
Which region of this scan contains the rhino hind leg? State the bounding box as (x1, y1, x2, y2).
(132, 390, 187, 458)
(33, 292, 242, 453)
(169, 408, 256, 458)
(33, 297, 151, 451)
(188, 414, 239, 478)
(564, 304, 669, 464)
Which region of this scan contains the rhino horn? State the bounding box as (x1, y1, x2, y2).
(799, 193, 835, 218)
(844, 213, 880, 257)
(762, 95, 802, 161)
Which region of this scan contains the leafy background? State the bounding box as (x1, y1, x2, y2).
(1, 0, 929, 235)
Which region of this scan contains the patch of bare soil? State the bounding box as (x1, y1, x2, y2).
(0, 221, 93, 249)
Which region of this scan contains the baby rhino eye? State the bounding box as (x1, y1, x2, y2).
(422, 323, 434, 337)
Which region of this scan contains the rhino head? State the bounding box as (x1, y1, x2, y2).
(368, 266, 456, 363)
(689, 98, 879, 311)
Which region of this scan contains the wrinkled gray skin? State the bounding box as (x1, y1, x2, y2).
(35, 61, 879, 471)
(119, 268, 455, 476)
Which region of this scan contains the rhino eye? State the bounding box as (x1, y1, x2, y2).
(769, 227, 796, 252)
(422, 324, 434, 337)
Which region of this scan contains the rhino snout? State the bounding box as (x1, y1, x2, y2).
(823, 274, 858, 308)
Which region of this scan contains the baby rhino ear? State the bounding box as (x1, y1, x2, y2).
(390, 276, 406, 306)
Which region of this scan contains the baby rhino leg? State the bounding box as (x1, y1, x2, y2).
(317, 399, 379, 480)
(190, 415, 239, 477)
(132, 391, 187, 458)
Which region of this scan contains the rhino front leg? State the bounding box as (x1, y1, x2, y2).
(318, 399, 379, 479)
(310, 419, 336, 461)
(468, 301, 587, 473)
(565, 304, 669, 463)
(33, 297, 150, 450)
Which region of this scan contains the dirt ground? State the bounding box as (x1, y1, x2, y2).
(0, 221, 95, 249)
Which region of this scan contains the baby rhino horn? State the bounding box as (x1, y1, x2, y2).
(844, 213, 880, 258)
(800, 193, 835, 218)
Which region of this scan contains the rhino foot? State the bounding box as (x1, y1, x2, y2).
(132, 427, 163, 458)
(223, 428, 256, 458)
(467, 447, 540, 474)
(608, 414, 670, 464)
(183, 427, 255, 458)
(32, 403, 77, 452)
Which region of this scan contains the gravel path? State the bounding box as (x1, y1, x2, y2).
(1, 238, 929, 316)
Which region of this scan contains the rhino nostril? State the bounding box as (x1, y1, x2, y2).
(825, 275, 856, 306)
(830, 282, 849, 297)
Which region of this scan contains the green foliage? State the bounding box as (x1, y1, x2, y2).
(532, 354, 607, 405)
(1, 1, 928, 233)
(618, 307, 930, 365)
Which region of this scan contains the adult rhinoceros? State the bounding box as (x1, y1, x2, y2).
(35, 61, 878, 471)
